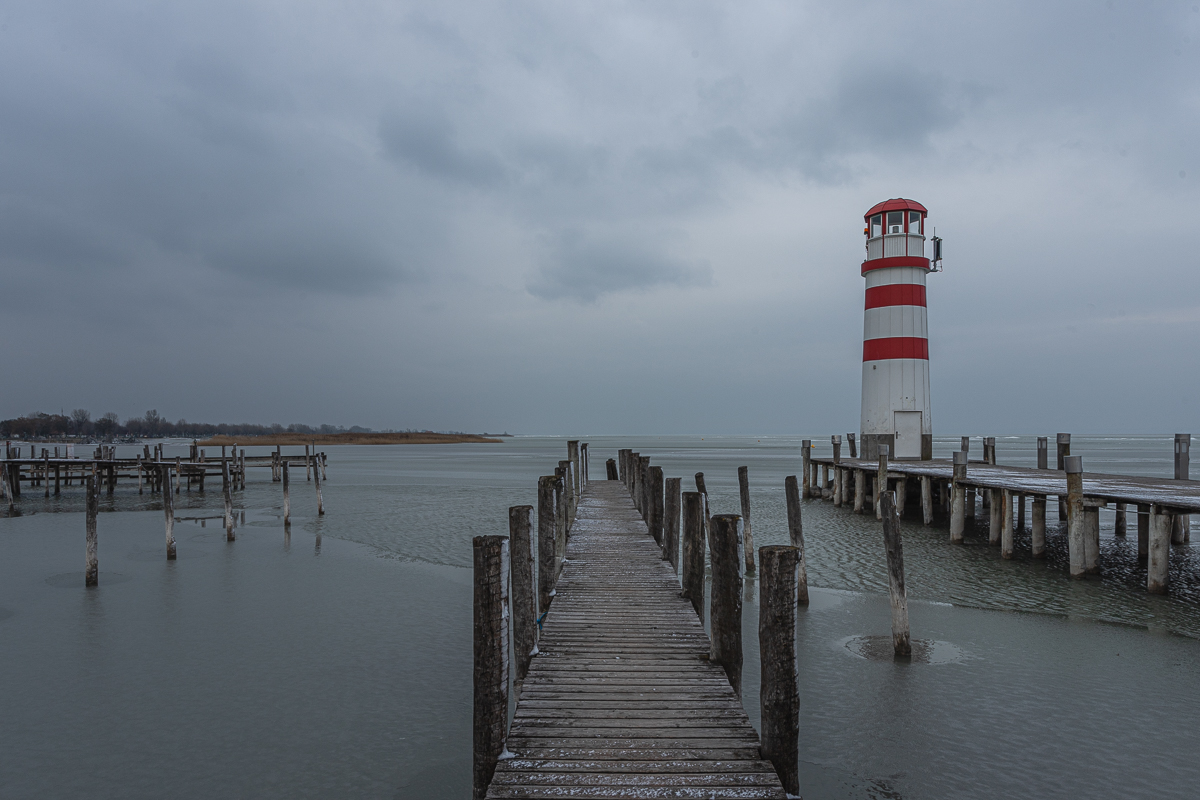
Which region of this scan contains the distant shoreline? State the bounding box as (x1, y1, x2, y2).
(197, 432, 503, 446)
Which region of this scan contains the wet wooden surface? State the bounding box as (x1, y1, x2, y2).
(488, 480, 785, 800)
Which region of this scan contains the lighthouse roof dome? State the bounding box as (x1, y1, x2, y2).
(864, 198, 927, 219)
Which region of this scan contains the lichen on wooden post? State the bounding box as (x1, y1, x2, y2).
(758, 545, 800, 797)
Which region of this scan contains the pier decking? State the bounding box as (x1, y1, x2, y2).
(488, 480, 786, 800)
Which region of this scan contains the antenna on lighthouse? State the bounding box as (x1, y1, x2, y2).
(930, 228, 943, 272)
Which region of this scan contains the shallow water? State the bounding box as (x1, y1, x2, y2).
(1, 435, 1198, 798)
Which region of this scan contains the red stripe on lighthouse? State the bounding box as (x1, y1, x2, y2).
(864, 284, 926, 309)
(863, 337, 929, 361)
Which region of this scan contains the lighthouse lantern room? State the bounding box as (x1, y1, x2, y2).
(859, 198, 936, 460)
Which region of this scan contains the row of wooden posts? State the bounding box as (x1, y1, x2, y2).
(472, 444, 912, 799)
(803, 432, 1193, 594)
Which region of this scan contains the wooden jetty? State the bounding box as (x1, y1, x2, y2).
(804, 433, 1197, 594)
(475, 443, 800, 800)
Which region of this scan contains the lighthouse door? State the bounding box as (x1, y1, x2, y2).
(894, 412, 923, 459)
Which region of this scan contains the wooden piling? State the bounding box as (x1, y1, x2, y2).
(509, 505, 536, 681)
(85, 476, 98, 586)
(879, 490, 911, 658)
(681, 491, 706, 620)
(282, 461, 291, 528)
(1, 462, 12, 513)
(989, 488, 1003, 545)
(648, 466, 664, 546)
(875, 446, 889, 520)
(638, 456, 650, 523)
(44, 454, 50, 497)
(1115, 502, 1127, 536)
(1017, 493, 1025, 532)
(537, 475, 557, 613)
(801, 440, 812, 498)
(896, 477, 907, 518)
(554, 470, 567, 567)
(663, 476, 681, 570)
(1137, 503, 1150, 561)
(1001, 489, 1014, 559)
(567, 440, 580, 499)
(758, 545, 801, 798)
(222, 461, 235, 541)
(1174, 434, 1191, 543)
(1037, 436, 1049, 470)
(737, 466, 756, 573)
(1084, 503, 1101, 573)
(847, 432, 857, 458)
(1057, 433, 1071, 521)
(605, 459, 618, 480)
(1148, 505, 1172, 594)
(305, 444, 312, 481)
(472, 534, 510, 800)
(175, 456, 182, 494)
(1065, 455, 1085, 578)
(709, 514, 743, 697)
(784, 475, 809, 606)
(162, 467, 176, 559)
(951, 451, 967, 543)
(854, 469, 865, 513)
(312, 453, 324, 516)
(1032, 496, 1047, 558)
(832, 436, 843, 507)
(920, 475, 933, 525)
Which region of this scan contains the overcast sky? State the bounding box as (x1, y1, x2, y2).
(2, 1, 1197, 435)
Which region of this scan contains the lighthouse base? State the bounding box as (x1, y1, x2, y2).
(861, 433, 933, 461)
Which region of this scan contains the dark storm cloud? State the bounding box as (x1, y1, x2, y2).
(527, 231, 711, 303)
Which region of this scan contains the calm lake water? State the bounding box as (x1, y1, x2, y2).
(1, 435, 1198, 799)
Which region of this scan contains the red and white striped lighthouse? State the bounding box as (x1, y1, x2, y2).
(860, 198, 937, 460)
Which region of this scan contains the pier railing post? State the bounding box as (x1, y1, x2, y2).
(847, 432, 857, 458)
(737, 466, 756, 574)
(1065, 456, 1085, 578)
(1032, 495, 1047, 558)
(1057, 433, 1071, 521)
(222, 461, 234, 541)
(920, 475, 933, 525)
(648, 466, 664, 546)
(879, 490, 911, 658)
(1001, 489, 1014, 559)
(85, 475, 98, 586)
(162, 466, 176, 559)
(681, 492, 706, 620)
(758, 545, 801, 797)
(606, 458, 618, 480)
(832, 436, 843, 507)
(709, 514, 743, 697)
(664, 477, 681, 569)
(784, 476, 809, 606)
(537, 476, 557, 612)
(1148, 505, 1172, 594)
(801, 440, 812, 499)
(509, 505, 536, 681)
(472, 535, 510, 800)
(951, 452, 967, 543)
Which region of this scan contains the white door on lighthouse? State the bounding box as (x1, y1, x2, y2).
(894, 412, 922, 459)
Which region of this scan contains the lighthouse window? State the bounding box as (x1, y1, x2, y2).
(870, 214, 882, 237)
(909, 212, 922, 235)
(887, 211, 903, 234)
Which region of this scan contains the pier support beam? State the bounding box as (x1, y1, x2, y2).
(950, 452, 967, 544)
(737, 466, 756, 574)
(853, 470, 865, 514)
(1032, 496, 1047, 558)
(1065, 456, 1086, 578)
(85, 476, 98, 586)
(1148, 505, 1172, 595)
(989, 488, 1003, 545)
(1137, 504, 1150, 561)
(681, 492, 706, 620)
(1083, 504, 1101, 574)
(920, 475, 933, 525)
(472, 535, 510, 800)
(509, 505, 536, 681)
(784, 476, 809, 606)
(163, 467, 176, 559)
(1115, 502, 1127, 537)
(758, 545, 801, 798)
(709, 514, 744, 697)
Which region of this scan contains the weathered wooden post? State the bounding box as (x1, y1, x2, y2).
(630, 452, 641, 508)
(605, 458, 618, 480)
(1017, 493, 1026, 532)
(554, 469, 567, 563)
(567, 440, 580, 499)
(801, 440, 812, 499)
(895, 477, 907, 518)
(162, 466, 176, 559)
(664, 476, 681, 569)
(305, 444, 312, 481)
(558, 459, 575, 528)
(222, 461, 234, 541)
(1065, 455, 1085, 578)
(819, 463, 829, 499)
(509, 505, 536, 681)
(951, 451, 967, 544)
(737, 466, 756, 573)
(1037, 436, 1049, 470)
(1137, 503, 1150, 561)
(920, 475, 933, 525)
(1148, 505, 1172, 594)
(175, 456, 182, 494)
(875, 445, 889, 520)
(472, 534, 510, 800)
(847, 432, 857, 458)
(988, 488, 1003, 545)
(695, 473, 711, 546)
(853, 468, 865, 513)
(44, 453, 50, 498)
(832, 435, 843, 507)
(1032, 495, 1047, 558)
(1000, 489, 1014, 559)
(708, 514, 743, 697)
(784, 475, 809, 606)
(1057, 433, 1071, 520)
(639, 456, 651, 522)
(618, 449, 629, 486)
(648, 466, 664, 546)
(758, 545, 800, 797)
(85, 475, 98, 586)
(282, 461, 291, 528)
(538, 476, 557, 612)
(1174, 434, 1190, 543)
(1, 462, 13, 513)
(681, 492, 706, 620)
(879, 490, 911, 658)
(1084, 501, 1102, 573)
(1115, 503, 1127, 536)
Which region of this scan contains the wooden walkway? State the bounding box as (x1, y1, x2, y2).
(488, 480, 786, 800)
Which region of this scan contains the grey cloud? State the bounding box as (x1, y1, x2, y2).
(527, 231, 711, 303)
(380, 107, 508, 187)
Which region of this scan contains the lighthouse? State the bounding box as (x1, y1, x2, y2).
(859, 198, 938, 461)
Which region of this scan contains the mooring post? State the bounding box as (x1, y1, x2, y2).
(695, 473, 711, 545)
(737, 466, 756, 573)
(879, 490, 911, 658)
(313, 453, 324, 516)
(43, 454, 50, 498)
(681, 491, 706, 620)
(282, 461, 291, 528)
(1032, 495, 1047, 558)
(1065, 455, 1085, 578)
(472, 534, 510, 800)
(554, 470, 566, 566)
(847, 432, 857, 458)
(895, 477, 907, 518)
(951, 452, 967, 543)
(1148, 505, 1172, 595)
(85, 475, 98, 586)
(1057, 433, 1071, 521)
(920, 475, 933, 525)
(664, 476, 681, 570)
(708, 514, 743, 697)
(606, 459, 618, 480)
(1137, 503, 1150, 561)
(988, 488, 1003, 545)
(1001, 489, 1014, 559)
(1084, 502, 1101, 574)
(801, 440, 812, 498)
(820, 463, 829, 499)
(162, 466, 176, 559)
(1115, 502, 1127, 537)
(648, 466, 664, 546)
(758, 545, 801, 798)
(558, 459, 575, 529)
(1037, 436, 1049, 470)
(832, 436, 843, 507)
(639, 456, 651, 523)
(784, 475, 809, 606)
(223, 461, 234, 541)
(175, 456, 181, 494)
(1174, 434, 1191, 543)
(630, 452, 641, 508)
(537, 476, 557, 612)
(875, 446, 889, 520)
(1, 462, 13, 513)
(617, 449, 628, 486)
(853, 469, 865, 514)
(509, 505, 536, 681)
(567, 440, 580, 498)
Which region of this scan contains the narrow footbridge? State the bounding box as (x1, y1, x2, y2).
(481, 480, 788, 800)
